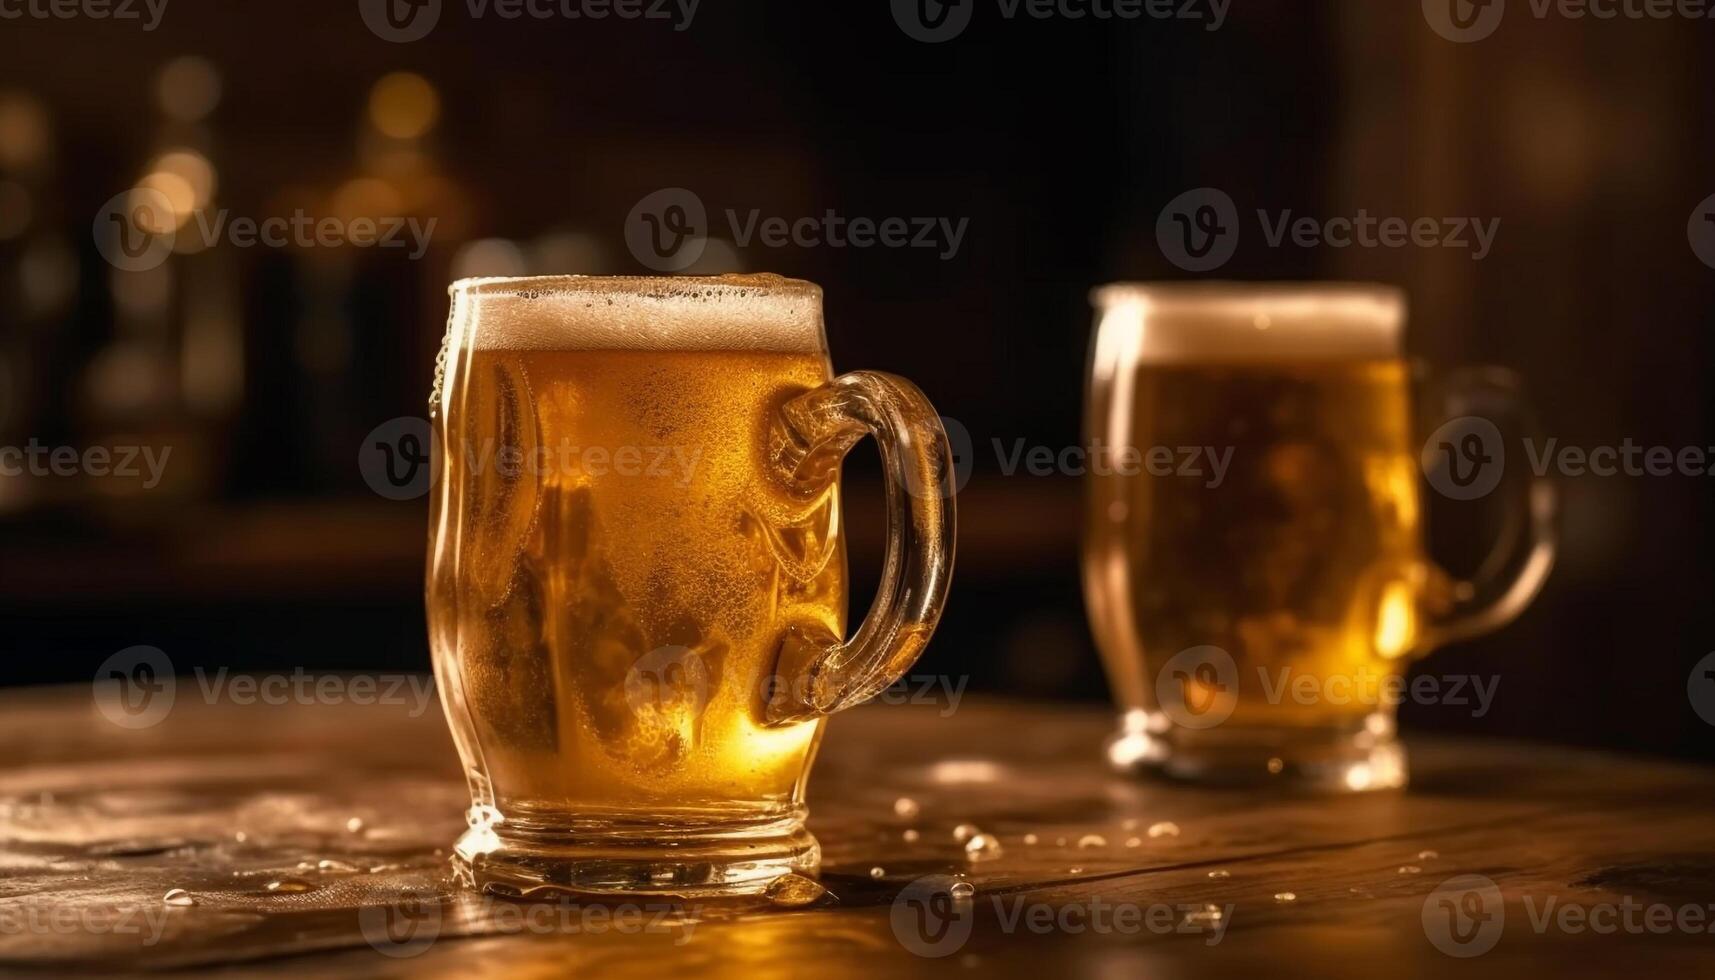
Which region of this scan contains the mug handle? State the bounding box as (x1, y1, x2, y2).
(763, 371, 957, 725)
(1415, 366, 1559, 653)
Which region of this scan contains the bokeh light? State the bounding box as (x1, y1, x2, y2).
(367, 72, 440, 140)
(156, 57, 223, 123)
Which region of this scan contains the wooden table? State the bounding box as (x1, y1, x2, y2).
(3, 685, 1713, 977)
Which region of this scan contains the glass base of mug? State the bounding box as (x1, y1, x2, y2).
(1105, 709, 1409, 793)
(450, 803, 820, 899)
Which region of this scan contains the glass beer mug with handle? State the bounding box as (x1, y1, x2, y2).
(427, 274, 955, 896)
(1083, 283, 1556, 791)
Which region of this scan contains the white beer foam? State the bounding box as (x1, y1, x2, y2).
(453, 274, 825, 352)
(1092, 282, 1404, 363)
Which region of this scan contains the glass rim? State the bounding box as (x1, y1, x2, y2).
(448, 273, 822, 301)
(1090, 280, 1405, 311)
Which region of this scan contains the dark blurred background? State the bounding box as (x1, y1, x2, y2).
(2, 1, 1712, 759)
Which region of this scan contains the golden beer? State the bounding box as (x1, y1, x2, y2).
(428, 275, 954, 894)
(1083, 283, 1554, 791)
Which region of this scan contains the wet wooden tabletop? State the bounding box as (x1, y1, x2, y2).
(3, 684, 1714, 977)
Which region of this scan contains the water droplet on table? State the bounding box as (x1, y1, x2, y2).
(765, 873, 829, 908)
(345, 817, 366, 834)
(1078, 834, 1108, 849)
(265, 878, 316, 894)
(1398, 865, 1423, 875)
(317, 859, 359, 873)
(1022, 833, 1039, 846)
(1183, 903, 1224, 927)
(1147, 821, 1180, 838)
(902, 829, 920, 843)
(1417, 849, 1439, 861)
(1125, 837, 1142, 848)
(1274, 891, 1297, 903)
(893, 797, 921, 820)
(869, 866, 886, 879)
(953, 823, 980, 843)
(162, 888, 195, 907)
(949, 881, 976, 900)
(964, 833, 1004, 862)
(1207, 870, 1230, 879)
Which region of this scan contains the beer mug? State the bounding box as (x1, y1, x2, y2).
(1083, 283, 1555, 791)
(427, 274, 955, 895)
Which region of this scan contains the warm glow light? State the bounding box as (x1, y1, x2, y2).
(135, 172, 197, 232)
(0, 93, 50, 171)
(156, 56, 223, 123)
(367, 72, 440, 140)
(1373, 580, 1418, 660)
(330, 176, 403, 220)
(149, 149, 217, 209)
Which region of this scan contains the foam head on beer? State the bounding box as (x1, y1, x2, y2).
(1090, 282, 1404, 363)
(450, 273, 827, 352)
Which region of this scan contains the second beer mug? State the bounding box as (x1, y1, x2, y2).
(427, 274, 955, 896)
(1083, 283, 1556, 791)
